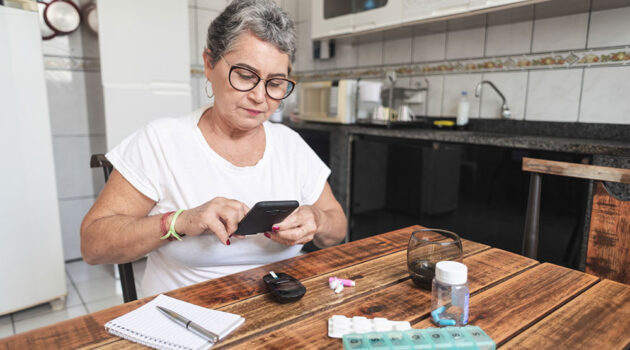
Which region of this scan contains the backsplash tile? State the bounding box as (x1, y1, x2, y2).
(412, 32, 447, 63)
(446, 16, 486, 59)
(196, 0, 229, 11)
(189, 7, 198, 65)
(383, 28, 413, 65)
(195, 9, 219, 66)
(479, 71, 528, 120)
(411, 75, 443, 117)
(442, 74, 483, 118)
(486, 21, 533, 57)
(526, 69, 582, 122)
(580, 66, 630, 124)
(357, 33, 384, 67)
(486, 6, 533, 56)
(58, 197, 95, 260)
(52, 136, 106, 199)
(296, 21, 314, 72)
(334, 37, 359, 69)
(46, 70, 105, 136)
(587, 6, 630, 48)
(532, 0, 590, 52)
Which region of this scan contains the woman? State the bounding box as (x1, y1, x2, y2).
(81, 0, 347, 296)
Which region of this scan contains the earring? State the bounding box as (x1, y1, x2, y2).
(204, 80, 214, 99)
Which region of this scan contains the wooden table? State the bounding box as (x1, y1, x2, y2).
(2, 225, 630, 349)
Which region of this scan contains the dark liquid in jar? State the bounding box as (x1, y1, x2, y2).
(409, 260, 435, 289)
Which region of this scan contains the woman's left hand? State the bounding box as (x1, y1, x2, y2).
(264, 205, 322, 246)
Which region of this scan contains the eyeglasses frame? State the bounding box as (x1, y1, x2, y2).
(220, 55, 296, 101)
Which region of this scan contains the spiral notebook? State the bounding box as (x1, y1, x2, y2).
(105, 294, 245, 350)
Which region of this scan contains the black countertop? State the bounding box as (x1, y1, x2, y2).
(284, 119, 630, 156)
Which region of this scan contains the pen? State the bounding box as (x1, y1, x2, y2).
(156, 305, 219, 343)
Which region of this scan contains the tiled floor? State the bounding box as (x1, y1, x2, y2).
(0, 259, 147, 338)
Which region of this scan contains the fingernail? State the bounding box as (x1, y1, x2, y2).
(264, 232, 271, 238)
(226, 239, 231, 246)
(272, 225, 279, 231)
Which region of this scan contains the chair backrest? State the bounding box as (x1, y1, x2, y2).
(522, 157, 630, 284)
(90, 154, 138, 302)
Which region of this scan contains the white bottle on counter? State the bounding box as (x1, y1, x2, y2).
(456, 91, 469, 128)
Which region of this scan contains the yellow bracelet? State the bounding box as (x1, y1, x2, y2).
(160, 209, 185, 241)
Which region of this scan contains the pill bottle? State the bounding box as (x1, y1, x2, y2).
(430, 261, 469, 326)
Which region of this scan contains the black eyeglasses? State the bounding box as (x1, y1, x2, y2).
(221, 55, 296, 100)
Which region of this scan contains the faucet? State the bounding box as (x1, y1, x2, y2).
(475, 80, 511, 119)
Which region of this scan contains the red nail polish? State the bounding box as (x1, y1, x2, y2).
(226, 239, 231, 245)
(264, 232, 271, 238)
(272, 225, 279, 231)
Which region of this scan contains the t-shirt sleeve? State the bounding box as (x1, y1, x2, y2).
(105, 124, 162, 202)
(296, 136, 331, 206)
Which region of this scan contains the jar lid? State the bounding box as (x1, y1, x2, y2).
(435, 261, 467, 285)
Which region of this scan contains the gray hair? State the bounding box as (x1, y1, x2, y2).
(205, 0, 297, 70)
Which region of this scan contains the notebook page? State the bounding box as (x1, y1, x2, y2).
(105, 294, 245, 350)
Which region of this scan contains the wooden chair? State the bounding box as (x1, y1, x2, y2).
(90, 154, 138, 302)
(522, 157, 630, 284)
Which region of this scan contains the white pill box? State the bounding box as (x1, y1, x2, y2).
(328, 315, 412, 338)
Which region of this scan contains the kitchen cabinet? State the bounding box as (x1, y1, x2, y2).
(312, 0, 544, 40)
(98, 0, 192, 148)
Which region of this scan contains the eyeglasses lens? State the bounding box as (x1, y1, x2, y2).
(229, 67, 294, 100)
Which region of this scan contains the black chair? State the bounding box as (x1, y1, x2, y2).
(90, 154, 138, 302)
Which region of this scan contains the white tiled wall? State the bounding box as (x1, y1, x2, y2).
(442, 74, 483, 118)
(383, 28, 413, 65)
(485, 6, 533, 56)
(479, 71, 528, 120)
(580, 66, 630, 124)
(291, 0, 630, 125)
(446, 16, 486, 60)
(587, 6, 630, 48)
(526, 69, 583, 122)
(41, 0, 107, 260)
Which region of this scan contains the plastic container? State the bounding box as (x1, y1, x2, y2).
(456, 91, 469, 127)
(431, 261, 469, 327)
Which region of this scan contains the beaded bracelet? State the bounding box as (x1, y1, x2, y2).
(160, 209, 185, 241)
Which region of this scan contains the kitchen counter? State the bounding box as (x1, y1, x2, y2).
(283, 119, 630, 156)
(282, 119, 630, 226)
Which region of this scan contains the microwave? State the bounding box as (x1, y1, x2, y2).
(299, 80, 357, 124)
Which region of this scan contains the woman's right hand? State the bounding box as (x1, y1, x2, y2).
(174, 197, 249, 245)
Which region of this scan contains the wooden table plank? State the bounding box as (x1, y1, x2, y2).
(501, 279, 630, 350)
(415, 263, 598, 346)
(0, 226, 422, 350)
(209, 238, 488, 348)
(86, 237, 490, 350)
(224, 248, 537, 349)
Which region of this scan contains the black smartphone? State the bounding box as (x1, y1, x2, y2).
(263, 272, 306, 303)
(233, 200, 299, 235)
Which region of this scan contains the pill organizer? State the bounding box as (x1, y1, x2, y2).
(342, 325, 496, 350)
(328, 315, 412, 338)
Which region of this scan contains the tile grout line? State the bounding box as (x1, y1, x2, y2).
(577, 0, 594, 123)
(66, 265, 89, 313)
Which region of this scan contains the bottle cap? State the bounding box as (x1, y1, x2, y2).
(435, 261, 467, 285)
(461, 91, 468, 96)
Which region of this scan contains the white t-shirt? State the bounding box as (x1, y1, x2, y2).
(106, 105, 330, 296)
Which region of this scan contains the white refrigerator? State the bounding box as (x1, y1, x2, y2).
(0, 5, 67, 315)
